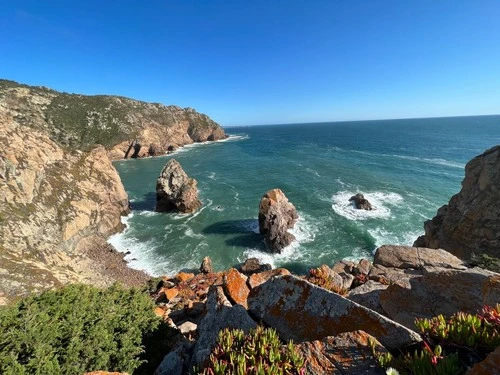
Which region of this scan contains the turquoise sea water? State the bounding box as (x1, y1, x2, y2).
(109, 115, 500, 276)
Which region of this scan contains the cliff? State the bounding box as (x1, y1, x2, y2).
(0, 79, 226, 304)
(414, 146, 500, 260)
(0, 79, 227, 160)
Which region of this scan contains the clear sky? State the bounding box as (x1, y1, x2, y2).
(1, 1, 499, 126)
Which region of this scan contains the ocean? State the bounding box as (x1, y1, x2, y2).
(108, 115, 500, 276)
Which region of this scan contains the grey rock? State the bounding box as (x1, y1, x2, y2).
(156, 159, 201, 213)
(349, 193, 372, 210)
(199, 256, 213, 274)
(374, 245, 466, 270)
(380, 267, 500, 329)
(414, 146, 500, 260)
(248, 275, 421, 350)
(296, 331, 387, 375)
(239, 257, 272, 275)
(347, 280, 389, 314)
(178, 321, 197, 334)
(192, 286, 257, 366)
(258, 188, 298, 253)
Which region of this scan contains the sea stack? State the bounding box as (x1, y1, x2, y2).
(414, 145, 500, 260)
(258, 188, 298, 253)
(349, 193, 372, 210)
(156, 159, 202, 213)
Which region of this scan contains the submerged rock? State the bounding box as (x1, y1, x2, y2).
(349, 193, 372, 210)
(258, 188, 298, 253)
(414, 145, 500, 260)
(156, 159, 201, 213)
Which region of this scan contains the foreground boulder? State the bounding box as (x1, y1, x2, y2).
(349, 193, 372, 210)
(414, 145, 500, 260)
(380, 268, 500, 329)
(248, 275, 421, 350)
(192, 286, 256, 365)
(258, 188, 298, 253)
(296, 331, 386, 375)
(156, 159, 201, 213)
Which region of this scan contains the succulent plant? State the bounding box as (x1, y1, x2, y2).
(306, 266, 348, 295)
(198, 326, 305, 375)
(415, 304, 500, 352)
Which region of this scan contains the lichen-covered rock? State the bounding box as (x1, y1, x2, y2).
(414, 146, 500, 260)
(223, 268, 250, 308)
(258, 188, 298, 253)
(156, 159, 201, 213)
(349, 193, 372, 210)
(296, 331, 386, 375)
(248, 275, 421, 350)
(374, 245, 466, 270)
(347, 280, 388, 314)
(380, 268, 500, 329)
(192, 286, 256, 365)
(248, 268, 291, 289)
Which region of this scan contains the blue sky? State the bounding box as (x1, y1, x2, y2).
(1, 1, 499, 126)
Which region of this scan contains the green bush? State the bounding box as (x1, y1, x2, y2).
(0, 283, 164, 375)
(198, 326, 305, 375)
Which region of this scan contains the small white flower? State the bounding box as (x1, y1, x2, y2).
(386, 368, 400, 375)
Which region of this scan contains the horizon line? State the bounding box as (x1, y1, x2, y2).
(224, 113, 500, 128)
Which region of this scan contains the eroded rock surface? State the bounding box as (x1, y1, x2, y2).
(0, 112, 137, 304)
(380, 268, 500, 329)
(248, 275, 421, 350)
(414, 146, 500, 260)
(156, 159, 201, 213)
(296, 331, 386, 375)
(258, 188, 298, 253)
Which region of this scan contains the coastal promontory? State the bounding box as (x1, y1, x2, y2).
(0, 79, 226, 304)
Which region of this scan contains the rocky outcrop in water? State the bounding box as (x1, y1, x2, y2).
(156, 159, 201, 213)
(414, 145, 500, 260)
(258, 188, 298, 253)
(349, 193, 372, 210)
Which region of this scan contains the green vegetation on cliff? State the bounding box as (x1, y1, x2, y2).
(0, 78, 225, 152)
(0, 284, 176, 375)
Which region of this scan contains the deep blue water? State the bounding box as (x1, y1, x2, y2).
(109, 115, 500, 275)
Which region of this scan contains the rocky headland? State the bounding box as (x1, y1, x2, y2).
(0, 79, 226, 304)
(414, 145, 500, 260)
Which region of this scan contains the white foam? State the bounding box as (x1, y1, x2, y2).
(331, 191, 403, 221)
(208, 172, 216, 179)
(306, 167, 321, 177)
(137, 210, 160, 217)
(184, 227, 205, 239)
(367, 227, 423, 250)
(241, 213, 316, 268)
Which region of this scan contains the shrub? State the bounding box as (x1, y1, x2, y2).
(0, 283, 165, 375)
(198, 326, 305, 375)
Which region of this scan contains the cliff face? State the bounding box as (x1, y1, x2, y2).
(0, 79, 227, 160)
(0, 112, 132, 303)
(414, 146, 500, 260)
(0, 79, 226, 304)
